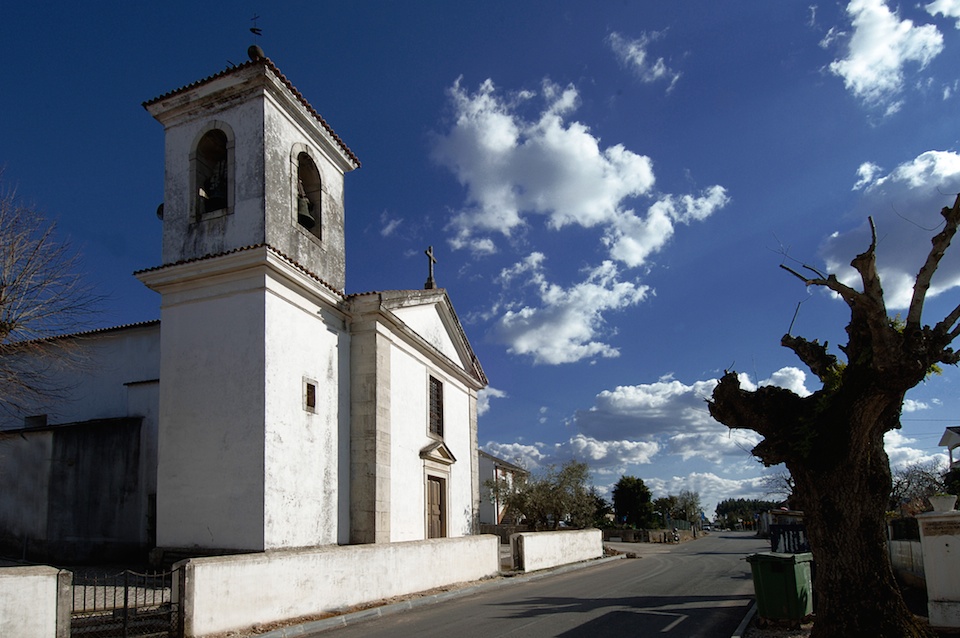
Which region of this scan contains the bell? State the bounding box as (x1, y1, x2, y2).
(298, 196, 316, 229)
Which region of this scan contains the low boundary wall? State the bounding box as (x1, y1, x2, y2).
(889, 539, 925, 588)
(511, 528, 602, 573)
(180, 534, 500, 637)
(0, 565, 72, 638)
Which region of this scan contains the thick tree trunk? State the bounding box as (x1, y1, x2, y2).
(710, 374, 935, 637)
(789, 417, 931, 637)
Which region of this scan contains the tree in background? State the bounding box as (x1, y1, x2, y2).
(676, 489, 702, 524)
(651, 496, 677, 528)
(890, 459, 946, 515)
(0, 181, 101, 416)
(489, 460, 595, 530)
(589, 488, 614, 527)
(611, 475, 654, 527)
(714, 498, 778, 530)
(759, 470, 795, 507)
(944, 467, 960, 498)
(709, 196, 960, 637)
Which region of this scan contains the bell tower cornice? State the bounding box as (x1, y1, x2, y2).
(144, 58, 360, 173)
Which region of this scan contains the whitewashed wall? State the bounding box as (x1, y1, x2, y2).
(180, 535, 500, 637)
(388, 328, 475, 541)
(512, 529, 603, 572)
(919, 512, 960, 628)
(262, 277, 349, 548)
(0, 325, 160, 550)
(0, 323, 160, 431)
(155, 275, 267, 551)
(0, 566, 71, 638)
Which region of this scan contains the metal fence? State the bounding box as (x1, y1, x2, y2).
(71, 568, 181, 638)
(769, 524, 810, 553)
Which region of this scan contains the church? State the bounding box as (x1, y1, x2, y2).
(0, 47, 487, 563)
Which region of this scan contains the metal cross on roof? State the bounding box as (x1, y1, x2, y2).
(424, 246, 437, 290)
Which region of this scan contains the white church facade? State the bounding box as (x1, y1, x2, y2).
(0, 48, 487, 563)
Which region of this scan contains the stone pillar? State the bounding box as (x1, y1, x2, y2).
(918, 509, 960, 629)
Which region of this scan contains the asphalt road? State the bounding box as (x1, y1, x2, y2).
(319, 532, 769, 638)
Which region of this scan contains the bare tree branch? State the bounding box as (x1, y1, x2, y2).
(908, 193, 960, 328)
(0, 180, 103, 416)
(781, 334, 838, 382)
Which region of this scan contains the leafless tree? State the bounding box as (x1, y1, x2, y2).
(890, 459, 947, 515)
(0, 181, 101, 417)
(759, 470, 795, 504)
(709, 195, 960, 637)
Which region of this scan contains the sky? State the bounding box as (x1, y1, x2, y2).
(4, 1, 960, 517)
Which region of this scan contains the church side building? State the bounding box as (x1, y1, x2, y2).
(0, 49, 486, 563)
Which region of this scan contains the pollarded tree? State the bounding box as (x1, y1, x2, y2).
(708, 195, 960, 638)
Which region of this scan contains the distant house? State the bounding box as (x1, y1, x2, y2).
(478, 450, 529, 525)
(939, 426, 960, 470)
(0, 50, 487, 564)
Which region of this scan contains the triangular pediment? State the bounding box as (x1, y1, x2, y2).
(349, 289, 487, 388)
(420, 441, 457, 466)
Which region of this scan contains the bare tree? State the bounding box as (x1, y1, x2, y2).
(890, 459, 947, 515)
(709, 195, 960, 637)
(0, 182, 101, 416)
(759, 470, 795, 505)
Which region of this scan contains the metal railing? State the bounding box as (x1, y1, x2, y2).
(71, 568, 181, 638)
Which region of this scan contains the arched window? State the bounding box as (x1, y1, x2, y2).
(195, 129, 229, 217)
(296, 152, 322, 239)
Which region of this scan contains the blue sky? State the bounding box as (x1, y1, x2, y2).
(5, 1, 960, 515)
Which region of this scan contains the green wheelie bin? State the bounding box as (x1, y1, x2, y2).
(746, 552, 814, 622)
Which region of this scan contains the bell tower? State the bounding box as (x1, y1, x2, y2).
(143, 46, 359, 290)
(138, 49, 357, 555)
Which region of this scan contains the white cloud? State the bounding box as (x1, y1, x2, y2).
(567, 434, 660, 467)
(927, 0, 960, 28)
(379, 211, 402, 237)
(825, 0, 944, 108)
(433, 78, 655, 250)
(761, 367, 812, 397)
(477, 386, 507, 416)
(644, 472, 774, 518)
(492, 257, 650, 365)
(824, 150, 960, 308)
(482, 441, 548, 471)
(885, 429, 948, 469)
(432, 78, 726, 265)
(481, 434, 660, 474)
(667, 430, 763, 463)
(607, 31, 682, 91)
(574, 368, 809, 460)
(853, 161, 883, 190)
(576, 377, 720, 440)
(902, 398, 930, 412)
(605, 186, 730, 267)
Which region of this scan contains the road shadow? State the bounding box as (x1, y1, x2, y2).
(491, 592, 753, 636)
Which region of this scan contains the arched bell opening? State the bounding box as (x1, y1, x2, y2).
(297, 152, 322, 239)
(196, 129, 229, 217)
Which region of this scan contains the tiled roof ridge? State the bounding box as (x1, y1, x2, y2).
(133, 243, 345, 298)
(142, 56, 360, 167)
(5, 319, 161, 346)
(345, 288, 445, 299)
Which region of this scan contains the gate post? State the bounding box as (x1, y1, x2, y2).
(56, 569, 72, 638)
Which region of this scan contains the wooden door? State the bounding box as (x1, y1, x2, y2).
(427, 476, 445, 538)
